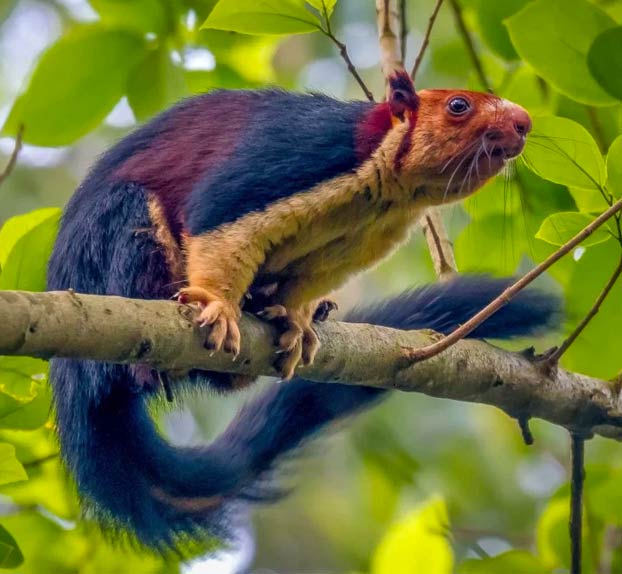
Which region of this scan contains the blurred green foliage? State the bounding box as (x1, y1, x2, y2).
(0, 0, 621, 572)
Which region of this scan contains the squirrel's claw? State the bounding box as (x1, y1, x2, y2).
(176, 286, 241, 358)
(258, 304, 320, 379)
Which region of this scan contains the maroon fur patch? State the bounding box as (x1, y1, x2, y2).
(355, 103, 393, 162)
(112, 94, 250, 238)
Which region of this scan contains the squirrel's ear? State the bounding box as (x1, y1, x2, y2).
(389, 70, 419, 121)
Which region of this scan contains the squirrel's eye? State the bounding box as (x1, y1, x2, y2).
(447, 97, 470, 116)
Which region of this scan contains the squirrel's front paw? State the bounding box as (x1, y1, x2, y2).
(259, 305, 319, 380)
(176, 286, 241, 357)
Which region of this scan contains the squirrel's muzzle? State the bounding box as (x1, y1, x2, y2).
(484, 103, 531, 159)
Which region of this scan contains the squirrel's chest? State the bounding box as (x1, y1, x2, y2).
(257, 171, 421, 290)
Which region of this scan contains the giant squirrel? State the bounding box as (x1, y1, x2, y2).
(47, 71, 559, 552)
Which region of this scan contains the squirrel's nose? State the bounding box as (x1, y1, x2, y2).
(511, 106, 532, 137)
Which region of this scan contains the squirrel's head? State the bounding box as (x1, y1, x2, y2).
(382, 71, 531, 204)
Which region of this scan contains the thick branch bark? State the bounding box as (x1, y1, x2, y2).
(1, 290, 621, 440)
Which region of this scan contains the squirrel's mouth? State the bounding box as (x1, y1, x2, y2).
(431, 137, 526, 202)
(490, 140, 525, 160)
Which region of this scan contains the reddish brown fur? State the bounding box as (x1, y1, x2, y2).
(396, 89, 530, 199)
(355, 103, 393, 161)
(113, 95, 251, 238)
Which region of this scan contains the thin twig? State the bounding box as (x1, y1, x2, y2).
(0, 124, 23, 188)
(410, 0, 445, 81)
(399, 0, 408, 63)
(547, 256, 622, 364)
(570, 434, 585, 574)
(408, 198, 622, 362)
(447, 0, 492, 93)
(320, 5, 375, 101)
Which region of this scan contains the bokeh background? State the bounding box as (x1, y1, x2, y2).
(0, 0, 622, 572)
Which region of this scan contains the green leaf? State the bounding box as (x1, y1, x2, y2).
(0, 0, 17, 24)
(306, 0, 337, 17)
(127, 48, 187, 121)
(0, 208, 60, 269)
(523, 116, 606, 190)
(536, 212, 611, 247)
(589, 474, 622, 524)
(501, 68, 549, 115)
(371, 496, 453, 574)
(0, 208, 60, 292)
(568, 187, 609, 214)
(588, 26, 622, 101)
(459, 551, 550, 574)
(536, 494, 600, 573)
(0, 525, 23, 569)
(0, 513, 81, 573)
(3, 27, 146, 146)
(0, 444, 27, 486)
(185, 66, 252, 93)
(0, 384, 51, 431)
(561, 239, 622, 378)
(475, 0, 528, 60)
(455, 214, 526, 275)
(506, 0, 617, 106)
(0, 357, 48, 397)
(89, 0, 169, 35)
(201, 0, 320, 35)
(537, 496, 572, 569)
(606, 135, 622, 198)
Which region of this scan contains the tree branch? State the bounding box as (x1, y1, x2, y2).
(2, 289, 622, 440)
